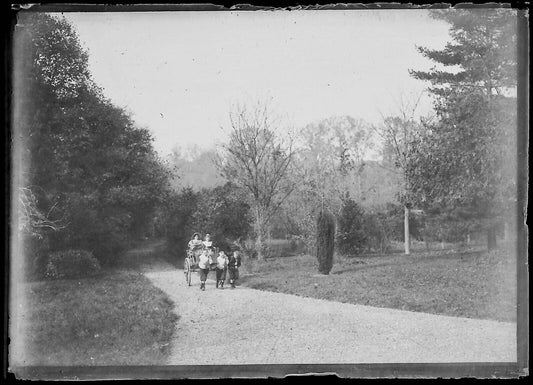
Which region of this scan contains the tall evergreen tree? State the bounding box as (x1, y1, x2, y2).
(14, 13, 170, 263)
(408, 9, 517, 250)
(316, 211, 335, 275)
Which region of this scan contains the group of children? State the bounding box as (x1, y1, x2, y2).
(188, 233, 242, 291)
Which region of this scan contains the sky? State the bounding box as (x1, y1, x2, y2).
(58, 10, 452, 157)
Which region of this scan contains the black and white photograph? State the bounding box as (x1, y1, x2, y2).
(7, 4, 527, 379)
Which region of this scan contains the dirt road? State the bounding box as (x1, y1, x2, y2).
(143, 261, 516, 364)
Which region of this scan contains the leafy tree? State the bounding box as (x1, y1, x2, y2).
(191, 182, 253, 247)
(161, 183, 253, 260)
(163, 188, 200, 251)
(217, 99, 295, 259)
(409, 8, 517, 250)
(14, 13, 171, 264)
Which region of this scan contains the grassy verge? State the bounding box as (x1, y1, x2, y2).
(240, 246, 516, 322)
(19, 240, 178, 366)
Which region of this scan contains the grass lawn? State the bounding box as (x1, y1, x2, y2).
(240, 245, 517, 322)
(16, 241, 178, 366)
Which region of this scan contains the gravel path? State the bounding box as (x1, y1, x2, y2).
(144, 263, 516, 364)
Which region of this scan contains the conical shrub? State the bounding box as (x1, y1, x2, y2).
(316, 210, 335, 274)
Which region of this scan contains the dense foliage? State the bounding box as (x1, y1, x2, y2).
(45, 250, 101, 280)
(316, 211, 335, 275)
(336, 200, 422, 255)
(161, 182, 253, 259)
(408, 9, 517, 249)
(193, 183, 253, 249)
(337, 197, 367, 255)
(15, 13, 170, 265)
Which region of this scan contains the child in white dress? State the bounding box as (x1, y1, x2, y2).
(215, 250, 228, 289)
(198, 249, 210, 291)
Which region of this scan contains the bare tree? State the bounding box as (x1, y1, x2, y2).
(217, 99, 295, 260)
(374, 92, 425, 255)
(297, 116, 374, 213)
(18, 186, 66, 238)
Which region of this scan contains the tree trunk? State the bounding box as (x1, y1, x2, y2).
(466, 233, 471, 245)
(256, 230, 263, 260)
(487, 226, 497, 251)
(404, 205, 410, 255)
(255, 206, 265, 260)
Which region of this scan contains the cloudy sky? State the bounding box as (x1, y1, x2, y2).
(58, 10, 451, 157)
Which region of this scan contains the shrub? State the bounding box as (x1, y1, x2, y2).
(359, 204, 423, 254)
(288, 237, 298, 252)
(337, 198, 367, 255)
(316, 211, 335, 275)
(45, 250, 101, 280)
(362, 211, 393, 253)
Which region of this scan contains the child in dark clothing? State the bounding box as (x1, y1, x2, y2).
(227, 251, 242, 288)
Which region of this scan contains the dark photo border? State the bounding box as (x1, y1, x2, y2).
(5, 2, 529, 380)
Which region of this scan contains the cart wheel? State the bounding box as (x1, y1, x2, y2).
(184, 258, 192, 286)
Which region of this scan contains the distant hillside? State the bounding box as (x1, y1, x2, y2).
(168, 145, 400, 204)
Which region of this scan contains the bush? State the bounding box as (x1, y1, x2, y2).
(359, 204, 423, 254)
(337, 198, 367, 255)
(45, 250, 101, 280)
(87, 230, 128, 266)
(362, 210, 393, 253)
(316, 211, 335, 274)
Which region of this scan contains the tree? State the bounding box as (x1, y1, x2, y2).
(374, 94, 424, 255)
(281, 116, 373, 250)
(337, 196, 366, 255)
(14, 13, 171, 264)
(316, 211, 335, 275)
(217, 100, 295, 260)
(409, 8, 517, 250)
(297, 116, 373, 209)
(191, 182, 253, 247)
(163, 187, 200, 252)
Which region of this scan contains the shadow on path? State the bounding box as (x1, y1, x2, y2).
(120, 239, 177, 273)
(333, 250, 487, 275)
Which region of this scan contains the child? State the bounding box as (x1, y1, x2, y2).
(187, 233, 203, 264)
(227, 250, 242, 289)
(203, 233, 215, 263)
(197, 249, 210, 291)
(203, 233, 214, 250)
(215, 250, 228, 289)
